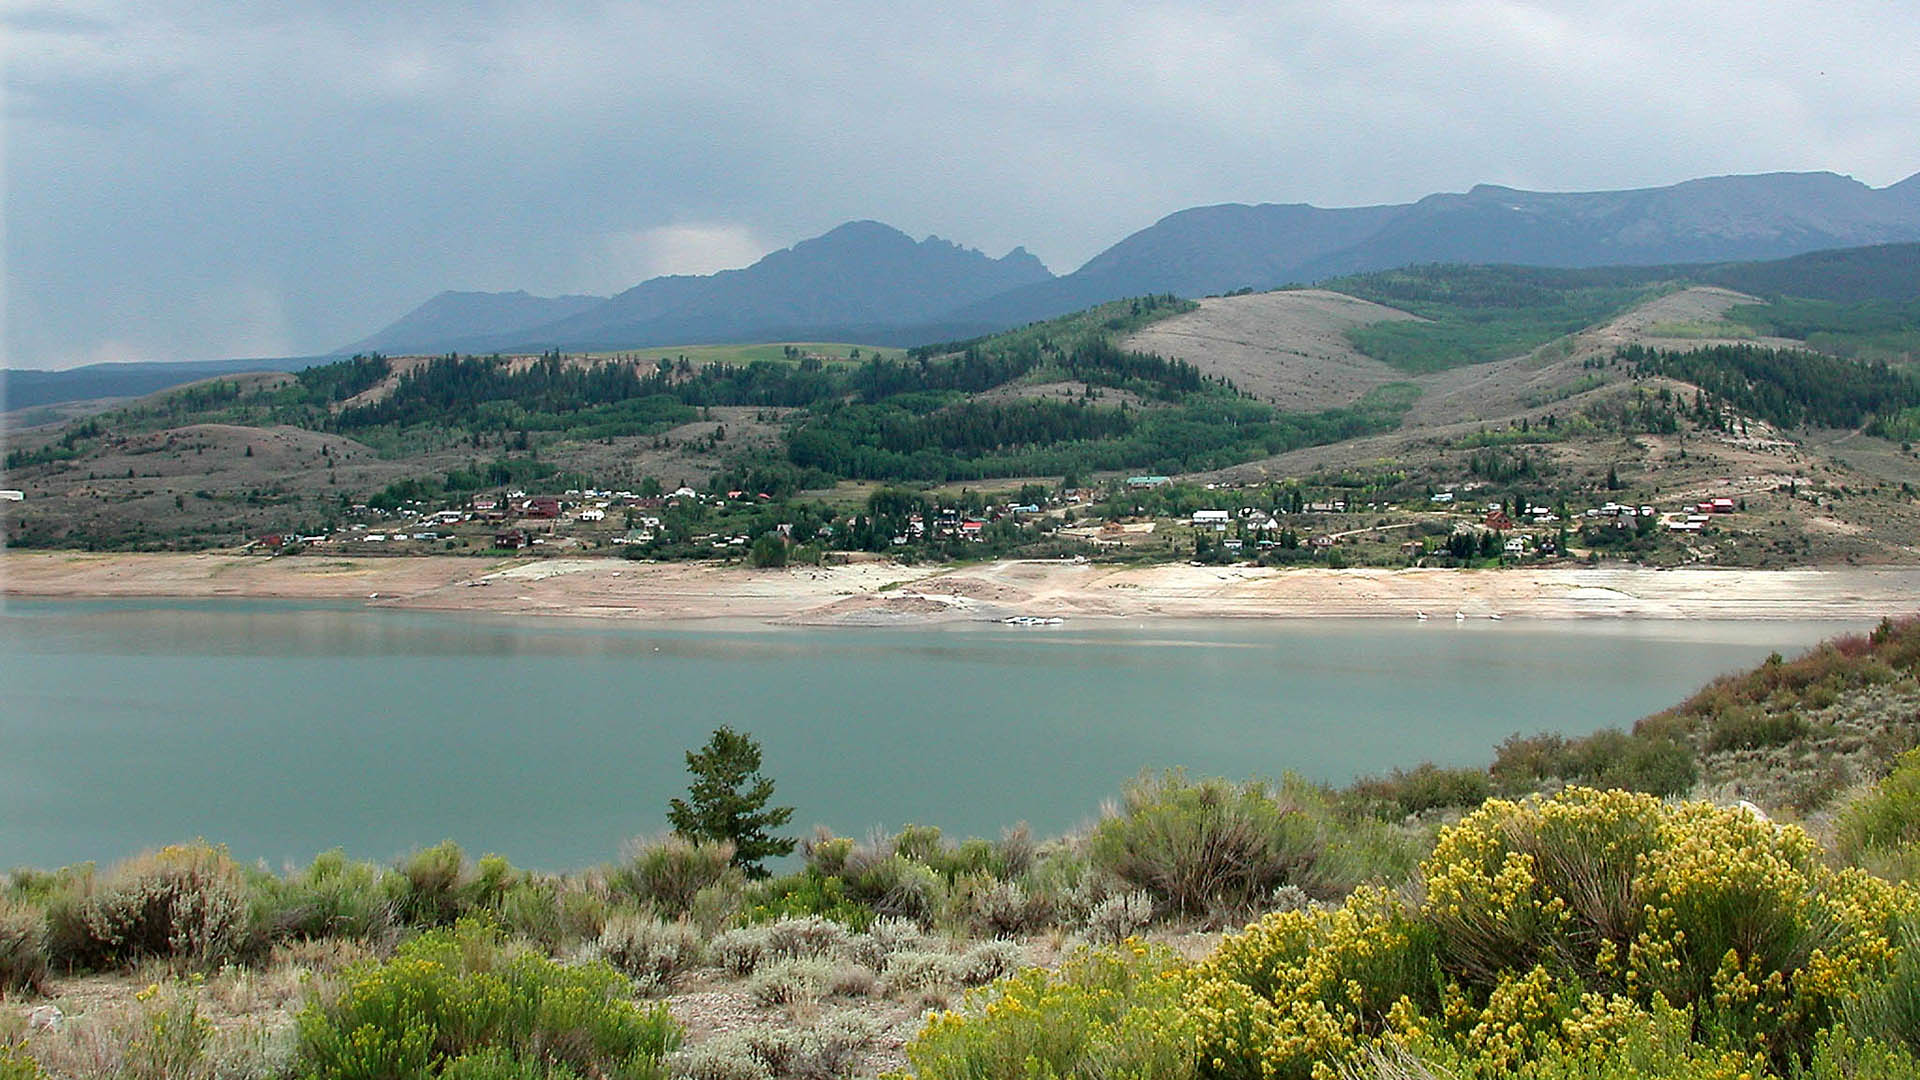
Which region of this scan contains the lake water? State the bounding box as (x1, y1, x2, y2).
(0, 598, 1865, 872)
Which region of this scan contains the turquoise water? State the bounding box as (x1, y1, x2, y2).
(0, 598, 1864, 871)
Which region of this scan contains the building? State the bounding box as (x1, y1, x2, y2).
(1192, 509, 1231, 530)
(1127, 475, 1171, 489)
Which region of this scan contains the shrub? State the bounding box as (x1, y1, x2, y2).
(612, 836, 741, 915)
(761, 914, 852, 961)
(1089, 772, 1328, 917)
(961, 875, 1054, 938)
(1183, 788, 1915, 1079)
(395, 840, 472, 927)
(292, 919, 680, 1080)
(837, 850, 941, 925)
(0, 898, 46, 993)
(1848, 921, 1920, 1058)
(254, 849, 398, 944)
(843, 916, 932, 971)
(1350, 763, 1492, 818)
(747, 957, 837, 1007)
(905, 941, 1194, 1080)
(709, 924, 773, 977)
(1493, 729, 1698, 798)
(594, 915, 703, 989)
(0, 1042, 39, 1080)
(668, 1036, 771, 1080)
(952, 940, 1023, 987)
(45, 843, 252, 970)
(1703, 706, 1809, 753)
(741, 870, 871, 930)
(1838, 749, 1920, 871)
(1084, 890, 1154, 945)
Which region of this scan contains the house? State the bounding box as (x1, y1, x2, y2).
(470, 495, 500, 512)
(1504, 537, 1528, 556)
(1484, 510, 1515, 530)
(1127, 475, 1170, 489)
(1192, 509, 1231, 530)
(1309, 534, 1335, 549)
(959, 520, 986, 541)
(578, 508, 605, 522)
(0, 490, 23, 502)
(494, 530, 528, 549)
(1710, 498, 1736, 513)
(522, 496, 561, 518)
(1429, 492, 1454, 504)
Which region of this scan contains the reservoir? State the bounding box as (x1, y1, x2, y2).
(0, 599, 1864, 871)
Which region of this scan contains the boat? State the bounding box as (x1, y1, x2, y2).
(1416, 611, 1429, 621)
(1002, 615, 1064, 626)
(1454, 611, 1466, 621)
(1488, 613, 1503, 621)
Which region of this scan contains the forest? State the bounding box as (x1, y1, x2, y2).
(1619, 342, 1920, 431)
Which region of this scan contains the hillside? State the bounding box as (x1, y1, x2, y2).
(8, 243, 1920, 560)
(1117, 289, 1417, 411)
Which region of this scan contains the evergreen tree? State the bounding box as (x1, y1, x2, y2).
(666, 726, 795, 877)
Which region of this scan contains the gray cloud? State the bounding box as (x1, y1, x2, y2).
(5, 0, 1917, 367)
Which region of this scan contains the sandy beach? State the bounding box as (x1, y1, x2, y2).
(5, 551, 1919, 624)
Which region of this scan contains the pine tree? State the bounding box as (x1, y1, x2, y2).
(666, 726, 795, 877)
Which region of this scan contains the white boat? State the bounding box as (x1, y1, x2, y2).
(1454, 611, 1466, 621)
(1416, 611, 1429, 621)
(1488, 613, 1503, 621)
(1002, 615, 1065, 626)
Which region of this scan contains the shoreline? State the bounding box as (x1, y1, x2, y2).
(6, 551, 1920, 624)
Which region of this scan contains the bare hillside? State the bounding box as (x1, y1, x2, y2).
(1120, 289, 1419, 411)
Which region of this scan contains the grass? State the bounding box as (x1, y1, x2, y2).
(1324, 265, 1670, 374)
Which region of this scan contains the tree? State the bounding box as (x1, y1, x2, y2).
(667, 726, 795, 877)
(749, 532, 788, 568)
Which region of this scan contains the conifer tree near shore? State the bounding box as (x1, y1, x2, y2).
(667, 725, 796, 877)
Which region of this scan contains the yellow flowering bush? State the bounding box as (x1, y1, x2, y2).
(1184, 788, 1916, 1079)
(905, 939, 1195, 1080)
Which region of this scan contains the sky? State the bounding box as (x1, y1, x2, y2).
(4, 1, 1918, 370)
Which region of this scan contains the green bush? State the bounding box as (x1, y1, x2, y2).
(741, 870, 872, 930)
(1491, 729, 1698, 798)
(1848, 921, 1920, 1058)
(396, 841, 474, 927)
(0, 898, 46, 993)
(1838, 750, 1920, 873)
(1703, 706, 1809, 753)
(254, 849, 398, 943)
(292, 919, 680, 1080)
(45, 843, 252, 970)
(612, 836, 742, 915)
(1091, 771, 1391, 918)
(905, 941, 1194, 1080)
(1351, 763, 1492, 818)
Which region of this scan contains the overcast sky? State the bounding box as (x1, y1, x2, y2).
(5, 1, 1917, 369)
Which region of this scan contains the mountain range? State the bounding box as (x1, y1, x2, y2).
(342, 170, 1920, 357)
